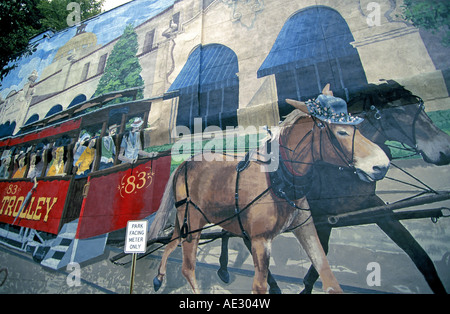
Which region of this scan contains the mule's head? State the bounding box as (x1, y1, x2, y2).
(349, 82, 450, 166)
(327, 123, 390, 182)
(287, 97, 390, 182)
(373, 102, 450, 166)
(415, 112, 450, 165)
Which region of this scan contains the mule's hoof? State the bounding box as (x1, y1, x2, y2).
(153, 276, 162, 292)
(326, 286, 343, 294)
(217, 268, 230, 283)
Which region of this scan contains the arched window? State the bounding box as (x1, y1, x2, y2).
(0, 121, 15, 138)
(24, 114, 39, 125)
(8, 121, 16, 136)
(68, 94, 87, 108)
(45, 104, 63, 118)
(258, 6, 368, 117)
(166, 44, 239, 132)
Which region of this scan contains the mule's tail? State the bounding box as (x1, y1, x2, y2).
(148, 168, 177, 241)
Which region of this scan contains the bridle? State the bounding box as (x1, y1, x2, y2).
(175, 112, 365, 240)
(360, 96, 425, 158)
(279, 114, 358, 177)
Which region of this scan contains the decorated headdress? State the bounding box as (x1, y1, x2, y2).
(305, 94, 363, 125)
(286, 83, 363, 125)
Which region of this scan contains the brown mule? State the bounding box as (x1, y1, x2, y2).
(150, 98, 389, 294)
(218, 82, 450, 294)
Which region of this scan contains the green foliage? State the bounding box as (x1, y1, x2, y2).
(399, 0, 450, 46)
(37, 0, 104, 31)
(93, 24, 144, 101)
(0, 0, 104, 82)
(0, 0, 43, 81)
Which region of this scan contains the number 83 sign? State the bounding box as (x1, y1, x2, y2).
(117, 167, 155, 198)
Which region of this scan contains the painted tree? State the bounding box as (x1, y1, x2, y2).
(93, 23, 144, 101)
(400, 0, 450, 46)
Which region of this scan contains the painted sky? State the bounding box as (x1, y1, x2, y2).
(1, 0, 175, 99)
(103, 0, 133, 12)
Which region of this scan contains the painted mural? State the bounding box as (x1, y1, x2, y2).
(0, 0, 449, 294)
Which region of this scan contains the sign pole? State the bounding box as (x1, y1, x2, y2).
(124, 220, 148, 295)
(129, 253, 137, 294)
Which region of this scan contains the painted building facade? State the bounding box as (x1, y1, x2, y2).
(2, 0, 449, 142)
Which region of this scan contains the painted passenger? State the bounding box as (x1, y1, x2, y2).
(12, 148, 29, 178)
(46, 146, 66, 176)
(73, 131, 91, 166)
(118, 117, 154, 163)
(0, 150, 11, 179)
(27, 144, 45, 179)
(72, 131, 97, 177)
(74, 137, 96, 177)
(99, 124, 118, 170)
(46, 137, 70, 177)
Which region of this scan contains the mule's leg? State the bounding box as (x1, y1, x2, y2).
(218, 232, 230, 283)
(241, 236, 281, 294)
(218, 235, 282, 293)
(292, 209, 342, 293)
(153, 222, 181, 292)
(300, 225, 332, 294)
(181, 232, 202, 293)
(376, 214, 447, 294)
(250, 237, 272, 294)
(179, 205, 208, 294)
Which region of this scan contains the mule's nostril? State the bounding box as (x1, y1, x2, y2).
(421, 151, 450, 166)
(372, 165, 388, 180)
(438, 152, 450, 166)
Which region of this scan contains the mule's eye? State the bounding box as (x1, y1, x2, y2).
(337, 130, 349, 136)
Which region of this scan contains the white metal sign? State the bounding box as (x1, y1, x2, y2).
(124, 220, 148, 254)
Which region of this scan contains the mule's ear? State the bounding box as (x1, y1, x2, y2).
(286, 99, 309, 114)
(322, 83, 333, 96)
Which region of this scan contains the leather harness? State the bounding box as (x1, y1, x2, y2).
(175, 117, 357, 240)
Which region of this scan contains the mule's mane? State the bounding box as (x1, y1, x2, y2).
(280, 109, 309, 128)
(347, 81, 418, 111)
(262, 109, 309, 148)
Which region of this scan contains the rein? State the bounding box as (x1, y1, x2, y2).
(352, 96, 438, 201)
(277, 115, 357, 183)
(174, 113, 361, 241)
(175, 159, 271, 240)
